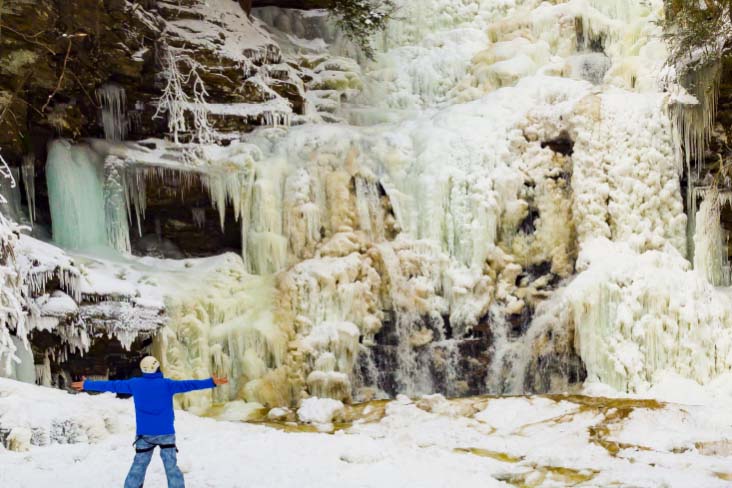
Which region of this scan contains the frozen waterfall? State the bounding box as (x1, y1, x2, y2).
(28, 0, 732, 409)
(46, 141, 108, 250)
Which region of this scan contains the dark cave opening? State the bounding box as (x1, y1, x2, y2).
(30, 330, 150, 392)
(130, 173, 243, 258)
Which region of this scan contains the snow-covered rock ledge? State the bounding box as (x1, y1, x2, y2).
(0, 378, 133, 451)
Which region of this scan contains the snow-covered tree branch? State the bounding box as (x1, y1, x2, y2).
(330, 0, 395, 58)
(663, 0, 732, 72)
(0, 210, 26, 374)
(153, 46, 215, 145)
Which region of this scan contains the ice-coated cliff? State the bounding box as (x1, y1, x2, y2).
(2, 0, 732, 412)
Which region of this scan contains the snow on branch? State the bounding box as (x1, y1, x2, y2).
(153, 46, 216, 145)
(0, 210, 27, 373)
(0, 149, 17, 205)
(331, 0, 396, 59)
(662, 0, 732, 74)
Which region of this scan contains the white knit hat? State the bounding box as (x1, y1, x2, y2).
(140, 356, 160, 374)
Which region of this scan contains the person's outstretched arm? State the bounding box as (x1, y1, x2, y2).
(167, 375, 228, 394)
(71, 376, 133, 394)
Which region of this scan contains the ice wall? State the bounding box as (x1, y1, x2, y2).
(33, 0, 732, 403)
(152, 255, 291, 411)
(113, 0, 698, 402)
(543, 238, 732, 392)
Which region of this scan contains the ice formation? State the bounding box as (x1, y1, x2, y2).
(153, 256, 291, 411)
(540, 238, 732, 392)
(21, 155, 35, 225)
(693, 189, 732, 287)
(96, 84, 129, 142)
(9, 0, 732, 408)
(45, 140, 108, 250)
(138, 0, 687, 402)
(0, 212, 27, 374)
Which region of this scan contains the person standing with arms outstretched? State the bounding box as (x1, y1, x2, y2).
(72, 356, 228, 488)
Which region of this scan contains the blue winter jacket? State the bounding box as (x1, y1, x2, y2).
(83, 371, 215, 435)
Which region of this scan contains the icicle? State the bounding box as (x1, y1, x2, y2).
(35, 354, 52, 386)
(671, 62, 721, 176)
(124, 167, 147, 237)
(693, 188, 732, 286)
(21, 155, 35, 225)
(204, 173, 229, 231)
(246, 232, 288, 275)
(192, 207, 206, 229)
(104, 157, 132, 253)
(96, 83, 129, 142)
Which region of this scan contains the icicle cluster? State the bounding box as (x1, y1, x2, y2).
(670, 62, 721, 175)
(96, 84, 129, 142)
(153, 263, 290, 411)
(24, 267, 80, 303)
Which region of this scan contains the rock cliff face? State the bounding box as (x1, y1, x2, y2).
(0, 0, 304, 162)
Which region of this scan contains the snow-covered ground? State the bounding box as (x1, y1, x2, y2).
(3, 376, 732, 488)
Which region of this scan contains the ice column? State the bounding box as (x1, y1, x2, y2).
(46, 140, 108, 250)
(104, 157, 132, 253)
(694, 191, 732, 286)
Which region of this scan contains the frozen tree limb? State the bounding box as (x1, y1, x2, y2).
(0, 209, 26, 373)
(0, 150, 17, 205)
(153, 46, 215, 145)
